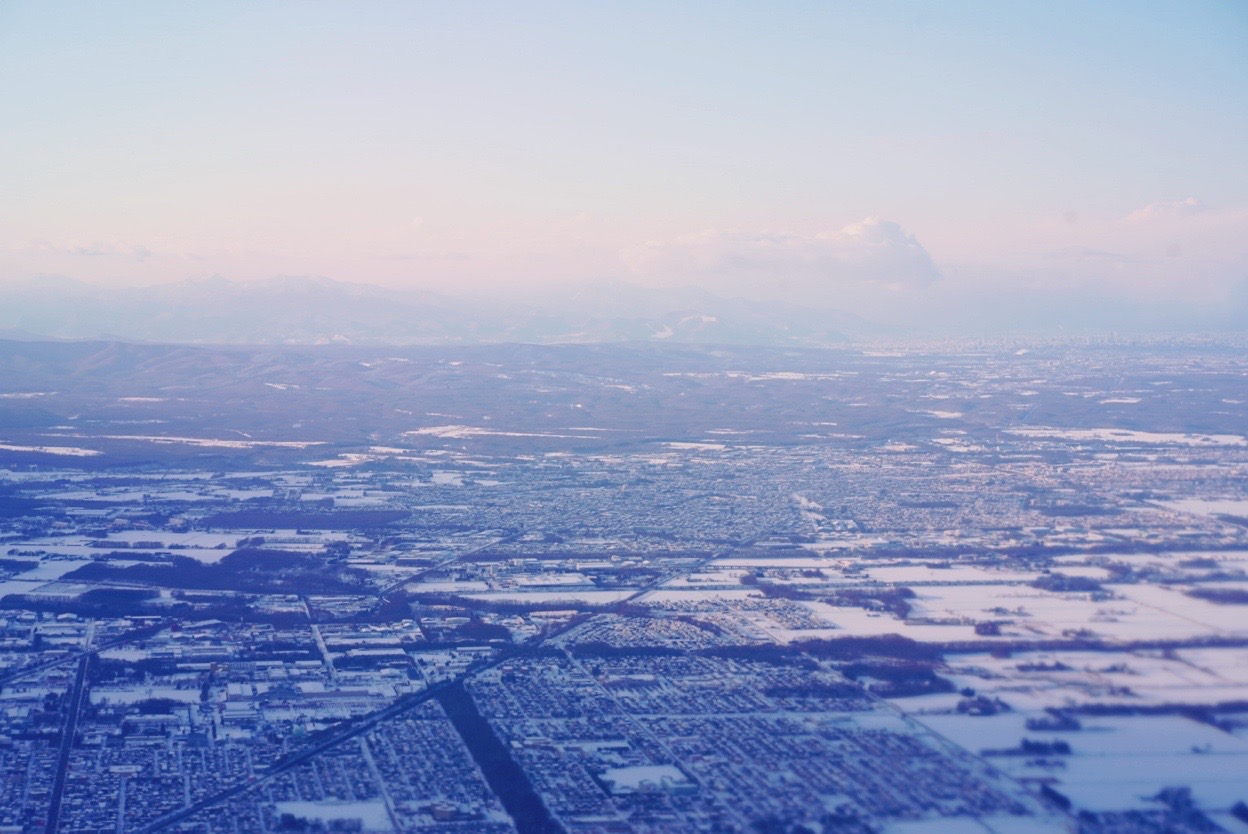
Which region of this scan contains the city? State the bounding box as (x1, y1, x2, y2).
(1, 338, 1246, 833)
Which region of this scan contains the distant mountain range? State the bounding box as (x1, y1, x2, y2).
(0, 275, 885, 346)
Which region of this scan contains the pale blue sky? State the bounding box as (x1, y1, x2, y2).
(1, 1, 1244, 320)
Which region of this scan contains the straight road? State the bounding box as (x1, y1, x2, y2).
(45, 654, 88, 834)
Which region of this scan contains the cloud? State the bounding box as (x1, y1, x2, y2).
(22, 240, 154, 261)
(622, 218, 941, 300)
(1041, 246, 1154, 265)
(1125, 197, 1204, 223)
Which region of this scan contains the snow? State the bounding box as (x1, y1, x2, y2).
(0, 443, 100, 456)
(91, 686, 200, 705)
(410, 580, 490, 593)
(865, 565, 1039, 585)
(1054, 751, 1248, 811)
(600, 764, 689, 791)
(1006, 427, 1247, 447)
(1164, 498, 1248, 517)
(881, 817, 991, 833)
(799, 601, 979, 643)
(14, 560, 90, 581)
(938, 647, 1248, 712)
(47, 433, 324, 449)
(273, 801, 393, 832)
(645, 588, 764, 603)
(465, 589, 634, 604)
(406, 425, 598, 439)
(0, 580, 43, 598)
(714, 557, 837, 568)
(1117, 583, 1248, 635)
(98, 648, 152, 661)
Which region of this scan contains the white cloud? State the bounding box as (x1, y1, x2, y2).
(21, 239, 154, 261)
(1125, 197, 1204, 223)
(622, 218, 941, 301)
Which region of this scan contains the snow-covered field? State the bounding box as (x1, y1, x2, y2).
(1006, 427, 1247, 446)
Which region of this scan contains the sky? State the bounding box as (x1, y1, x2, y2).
(1, 1, 1245, 328)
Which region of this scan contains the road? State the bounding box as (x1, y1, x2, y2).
(45, 653, 88, 834)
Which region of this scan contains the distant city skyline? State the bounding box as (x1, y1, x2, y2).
(1, 1, 1245, 329)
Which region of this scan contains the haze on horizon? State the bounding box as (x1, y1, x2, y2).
(1, 1, 1246, 333)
